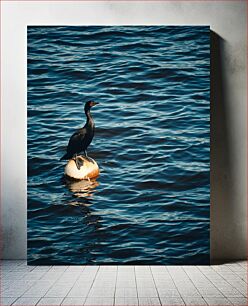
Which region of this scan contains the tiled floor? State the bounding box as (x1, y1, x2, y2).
(1, 260, 247, 305)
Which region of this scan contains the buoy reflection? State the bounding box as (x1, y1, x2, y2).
(65, 177, 99, 198)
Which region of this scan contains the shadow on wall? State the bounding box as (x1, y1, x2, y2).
(210, 31, 243, 263)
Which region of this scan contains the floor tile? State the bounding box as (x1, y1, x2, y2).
(138, 297, 161, 305)
(44, 284, 73, 297)
(67, 284, 91, 297)
(160, 297, 185, 305)
(152, 273, 171, 280)
(12, 264, 35, 272)
(99, 265, 117, 272)
(116, 279, 136, 287)
(76, 276, 95, 284)
(60, 271, 81, 280)
(66, 266, 85, 272)
(115, 287, 137, 298)
(115, 297, 139, 305)
(0, 297, 18, 305)
(83, 266, 99, 273)
(23, 271, 46, 281)
(154, 279, 175, 287)
(197, 287, 224, 297)
(204, 297, 233, 305)
(40, 272, 64, 281)
(178, 288, 201, 298)
(217, 286, 244, 297)
(37, 297, 64, 305)
(31, 265, 52, 272)
(137, 287, 158, 297)
(84, 297, 114, 305)
(182, 297, 207, 305)
(157, 288, 181, 297)
(2, 289, 29, 298)
(228, 297, 248, 305)
(49, 266, 69, 272)
(135, 266, 151, 272)
(61, 297, 86, 305)
(96, 272, 117, 279)
(92, 281, 116, 288)
(3, 272, 28, 280)
(136, 278, 155, 287)
(22, 281, 54, 297)
(88, 286, 115, 298)
(150, 266, 166, 272)
(118, 266, 135, 272)
(12, 297, 41, 305)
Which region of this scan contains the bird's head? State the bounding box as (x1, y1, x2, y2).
(85, 101, 99, 111)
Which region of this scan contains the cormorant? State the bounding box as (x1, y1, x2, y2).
(61, 101, 99, 169)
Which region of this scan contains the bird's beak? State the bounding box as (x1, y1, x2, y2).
(92, 102, 99, 106)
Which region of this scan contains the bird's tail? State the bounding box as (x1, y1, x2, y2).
(60, 153, 70, 161)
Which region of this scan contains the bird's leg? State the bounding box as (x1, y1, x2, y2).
(84, 150, 94, 164)
(72, 153, 77, 161)
(72, 154, 76, 162)
(83, 150, 89, 160)
(73, 153, 84, 170)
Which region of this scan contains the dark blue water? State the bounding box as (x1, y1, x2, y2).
(27, 26, 210, 265)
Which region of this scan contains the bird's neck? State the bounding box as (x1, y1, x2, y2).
(85, 109, 94, 124)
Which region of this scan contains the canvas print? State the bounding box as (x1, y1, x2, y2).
(27, 26, 210, 265)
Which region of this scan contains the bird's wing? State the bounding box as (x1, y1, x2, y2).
(67, 129, 86, 154)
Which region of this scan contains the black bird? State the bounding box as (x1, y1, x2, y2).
(61, 101, 99, 169)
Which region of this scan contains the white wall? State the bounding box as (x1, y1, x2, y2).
(1, 1, 247, 261)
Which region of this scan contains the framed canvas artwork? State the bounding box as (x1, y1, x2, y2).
(27, 26, 210, 265)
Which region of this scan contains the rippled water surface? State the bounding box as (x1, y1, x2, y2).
(27, 26, 210, 265)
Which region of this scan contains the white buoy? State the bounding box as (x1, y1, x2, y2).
(64, 156, 99, 180)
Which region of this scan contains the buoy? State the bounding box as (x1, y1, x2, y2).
(64, 156, 99, 180)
